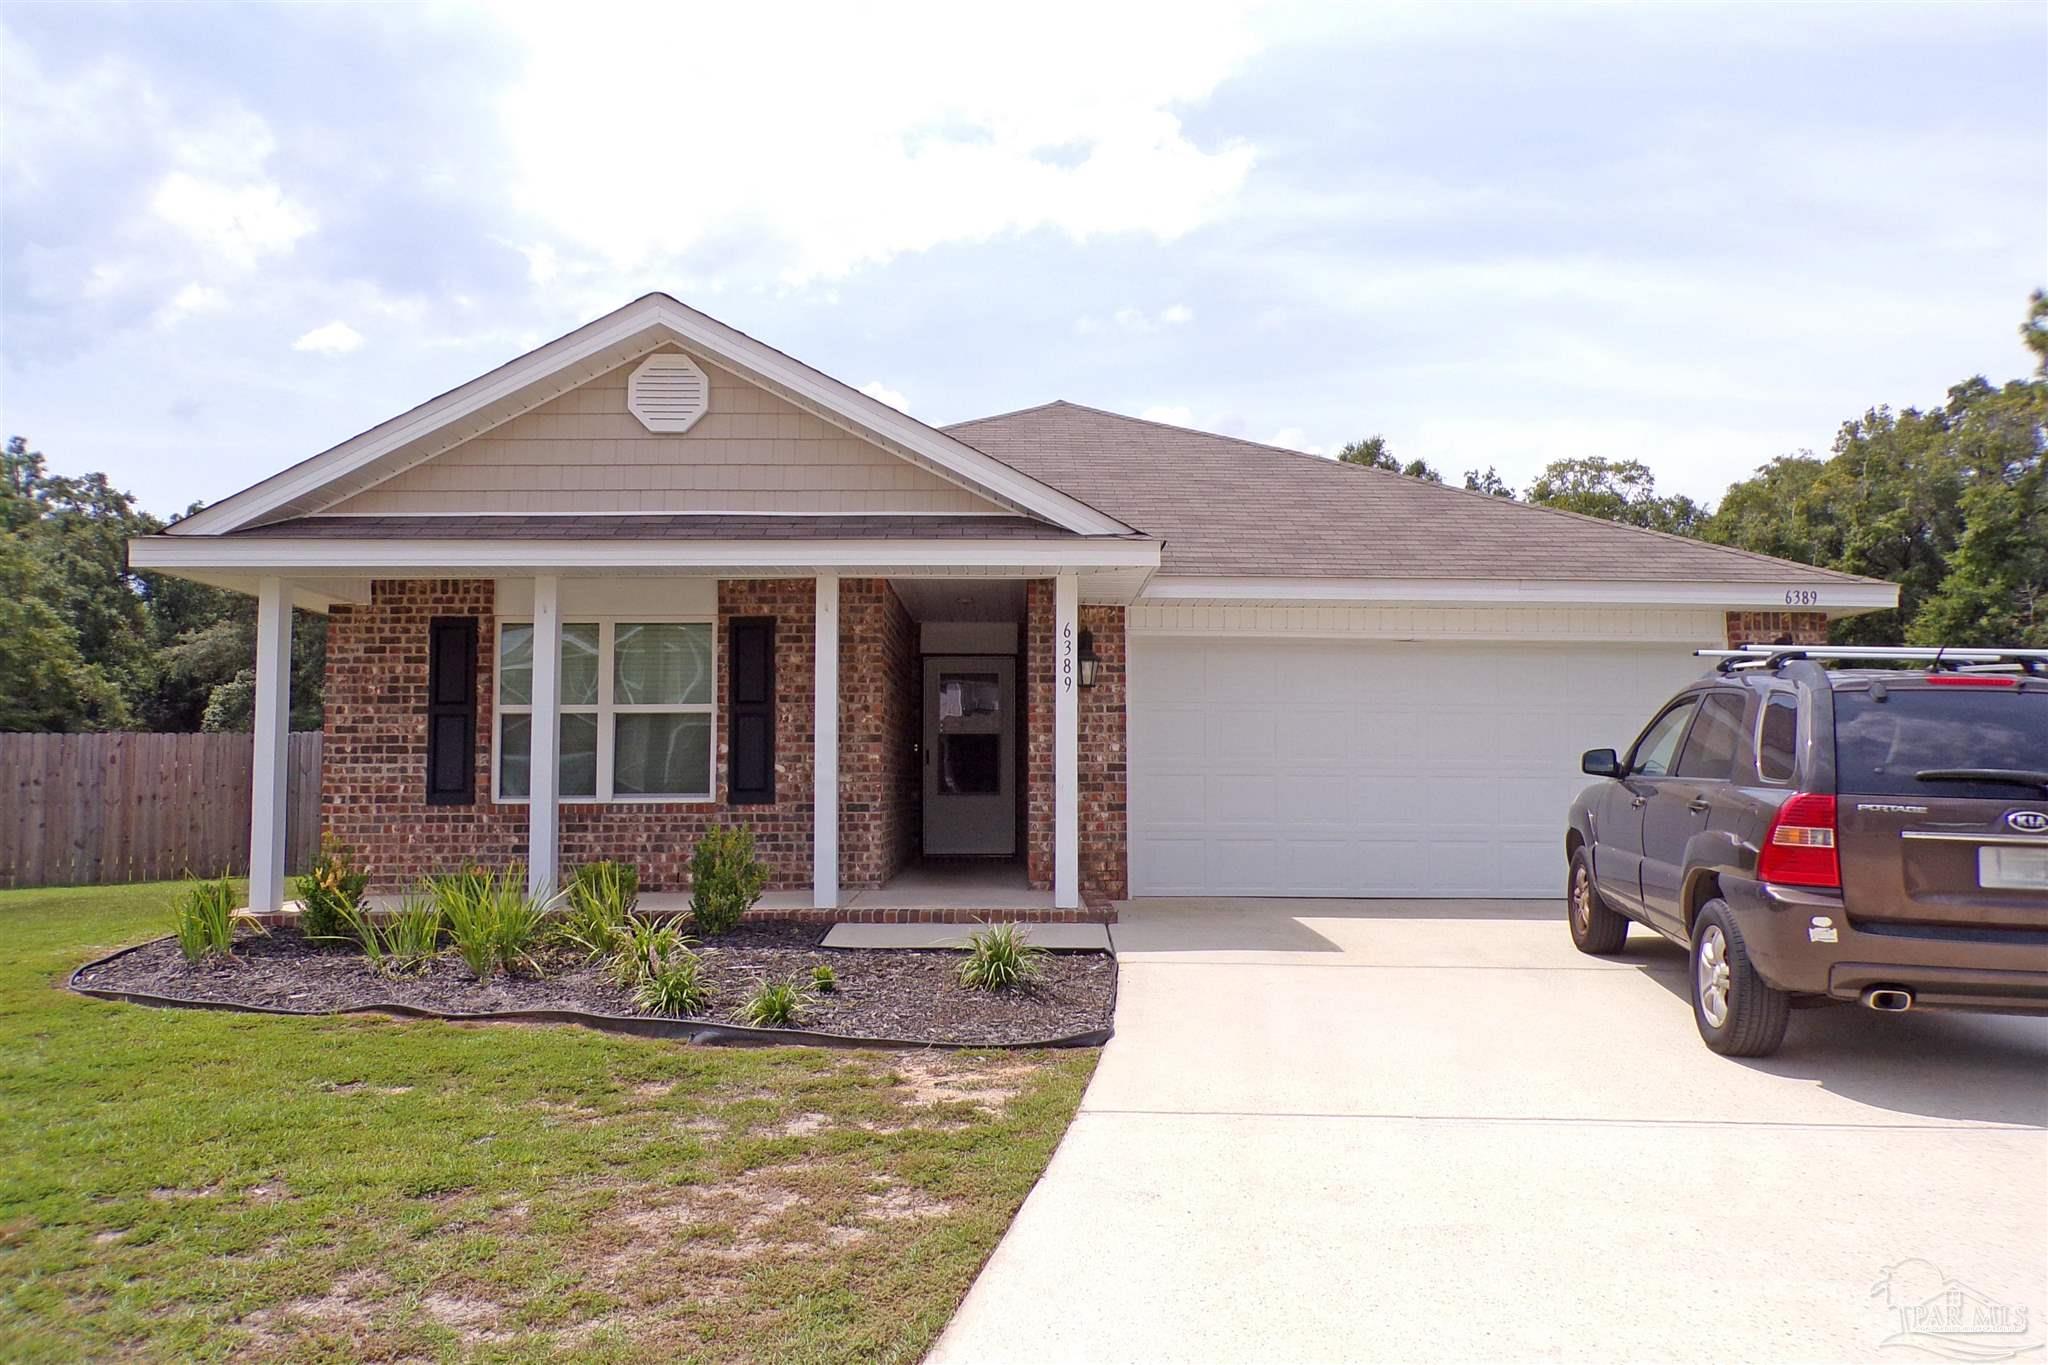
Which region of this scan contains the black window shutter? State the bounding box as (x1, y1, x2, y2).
(425, 616, 477, 806)
(728, 616, 776, 805)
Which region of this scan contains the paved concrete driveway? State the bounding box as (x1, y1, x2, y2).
(930, 899, 2048, 1364)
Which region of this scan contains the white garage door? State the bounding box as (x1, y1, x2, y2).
(1128, 636, 1709, 898)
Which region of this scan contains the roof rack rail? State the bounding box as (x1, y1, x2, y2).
(1695, 645, 2048, 675)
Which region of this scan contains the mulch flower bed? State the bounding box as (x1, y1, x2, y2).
(71, 923, 1115, 1047)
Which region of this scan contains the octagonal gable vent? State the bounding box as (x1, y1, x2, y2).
(627, 352, 711, 433)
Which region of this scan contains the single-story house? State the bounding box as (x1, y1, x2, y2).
(129, 293, 1898, 919)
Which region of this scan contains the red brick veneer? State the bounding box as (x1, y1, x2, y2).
(323, 577, 820, 893)
(839, 578, 919, 886)
(1078, 604, 1128, 903)
(1724, 611, 1829, 648)
(1023, 580, 1055, 889)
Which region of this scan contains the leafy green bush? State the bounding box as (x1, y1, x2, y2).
(632, 951, 712, 1017)
(740, 978, 809, 1027)
(557, 860, 639, 962)
(435, 865, 550, 983)
(295, 838, 368, 941)
(688, 825, 769, 936)
(957, 923, 1045, 992)
(810, 963, 838, 994)
(337, 893, 442, 976)
(171, 873, 240, 962)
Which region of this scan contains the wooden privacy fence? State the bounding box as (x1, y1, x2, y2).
(0, 733, 322, 889)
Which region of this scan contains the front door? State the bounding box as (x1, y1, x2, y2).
(923, 656, 1016, 856)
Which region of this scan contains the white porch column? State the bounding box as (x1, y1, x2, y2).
(247, 576, 293, 913)
(813, 574, 840, 909)
(1054, 571, 1080, 909)
(527, 574, 561, 897)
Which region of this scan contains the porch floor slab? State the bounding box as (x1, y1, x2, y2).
(848, 862, 1050, 911)
(820, 922, 1112, 951)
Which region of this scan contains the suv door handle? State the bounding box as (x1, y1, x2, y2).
(1630, 796, 1648, 809)
(1687, 798, 1711, 814)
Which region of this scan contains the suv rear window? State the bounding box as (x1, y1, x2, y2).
(1833, 686, 2048, 799)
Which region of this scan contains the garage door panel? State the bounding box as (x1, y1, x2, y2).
(1130, 636, 1707, 898)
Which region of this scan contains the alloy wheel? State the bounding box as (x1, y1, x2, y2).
(1696, 923, 1732, 1028)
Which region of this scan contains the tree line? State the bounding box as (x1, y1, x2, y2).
(2, 293, 2040, 732)
(1, 440, 324, 733)
(1341, 292, 2047, 647)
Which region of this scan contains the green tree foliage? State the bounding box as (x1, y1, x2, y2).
(1526, 456, 1708, 536)
(1337, 434, 1443, 483)
(1705, 294, 2045, 645)
(1462, 466, 1515, 498)
(0, 438, 324, 732)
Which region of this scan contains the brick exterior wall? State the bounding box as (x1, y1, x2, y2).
(1023, 579, 1055, 890)
(321, 573, 1129, 913)
(1078, 604, 1128, 904)
(839, 578, 918, 886)
(1725, 611, 1829, 648)
(323, 577, 819, 893)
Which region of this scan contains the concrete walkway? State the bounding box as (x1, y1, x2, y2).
(928, 898, 2048, 1364)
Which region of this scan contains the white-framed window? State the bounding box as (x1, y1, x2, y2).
(494, 617, 716, 803)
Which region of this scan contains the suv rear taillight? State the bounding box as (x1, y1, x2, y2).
(1758, 793, 1840, 889)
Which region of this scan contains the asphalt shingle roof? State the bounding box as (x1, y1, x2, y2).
(943, 401, 1881, 584)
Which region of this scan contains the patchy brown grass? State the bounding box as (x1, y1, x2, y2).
(0, 882, 1101, 1364)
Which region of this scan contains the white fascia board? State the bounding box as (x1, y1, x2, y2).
(173, 295, 1132, 539)
(1141, 576, 1900, 611)
(128, 535, 1163, 574)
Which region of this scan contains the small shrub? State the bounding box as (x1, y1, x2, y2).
(171, 873, 240, 963)
(436, 865, 551, 983)
(810, 963, 838, 994)
(740, 978, 809, 1028)
(957, 923, 1045, 992)
(688, 825, 769, 936)
(557, 860, 639, 961)
(295, 838, 368, 942)
(632, 950, 712, 1017)
(338, 894, 442, 976)
(607, 912, 691, 988)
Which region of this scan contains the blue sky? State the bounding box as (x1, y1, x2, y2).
(3, 1, 2042, 518)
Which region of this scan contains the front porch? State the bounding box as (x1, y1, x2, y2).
(215, 563, 1133, 923)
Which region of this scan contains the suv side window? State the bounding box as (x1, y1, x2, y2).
(1628, 698, 1699, 777)
(1756, 693, 1799, 784)
(1675, 692, 1747, 780)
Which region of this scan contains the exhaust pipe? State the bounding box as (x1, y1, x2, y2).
(1862, 987, 1914, 1013)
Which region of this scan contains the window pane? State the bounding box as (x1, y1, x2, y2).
(614, 622, 713, 705)
(1758, 695, 1798, 783)
(1630, 700, 1696, 777)
(614, 713, 712, 797)
(1676, 693, 1746, 781)
(1834, 689, 2048, 799)
(499, 713, 530, 798)
(498, 713, 599, 798)
(561, 713, 598, 797)
(938, 732, 1002, 794)
(561, 623, 601, 706)
(499, 625, 533, 705)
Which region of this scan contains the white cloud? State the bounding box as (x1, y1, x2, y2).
(150, 172, 315, 268)
(491, 3, 1261, 285)
(860, 380, 910, 412)
(1078, 302, 1197, 334)
(154, 282, 227, 327)
(1265, 426, 1322, 455)
(292, 320, 364, 355)
(1140, 405, 1194, 426)
(1161, 303, 1194, 325)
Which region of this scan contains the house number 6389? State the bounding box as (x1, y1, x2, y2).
(1061, 623, 1074, 693)
(1783, 588, 1819, 606)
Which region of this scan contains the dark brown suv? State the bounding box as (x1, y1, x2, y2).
(1566, 645, 2048, 1056)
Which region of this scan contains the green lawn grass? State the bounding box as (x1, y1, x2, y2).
(0, 882, 1096, 1362)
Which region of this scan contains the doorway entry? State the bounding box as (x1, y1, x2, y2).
(922, 655, 1017, 856)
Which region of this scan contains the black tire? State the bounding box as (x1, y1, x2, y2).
(1690, 899, 1790, 1057)
(1567, 846, 1629, 955)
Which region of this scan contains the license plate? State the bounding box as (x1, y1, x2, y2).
(1979, 846, 2048, 890)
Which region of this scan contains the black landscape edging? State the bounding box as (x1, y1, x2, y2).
(65, 936, 1116, 1052)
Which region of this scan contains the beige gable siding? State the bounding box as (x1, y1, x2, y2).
(325, 349, 1005, 517)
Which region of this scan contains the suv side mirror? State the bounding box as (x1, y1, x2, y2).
(1582, 748, 1623, 778)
